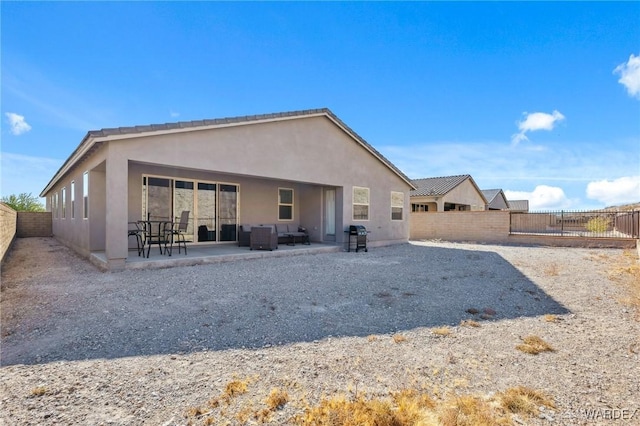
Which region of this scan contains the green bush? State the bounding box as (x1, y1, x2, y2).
(585, 216, 611, 233)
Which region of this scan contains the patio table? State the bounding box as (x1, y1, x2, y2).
(139, 220, 174, 258)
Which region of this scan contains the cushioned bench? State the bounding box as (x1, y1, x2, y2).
(239, 224, 309, 246)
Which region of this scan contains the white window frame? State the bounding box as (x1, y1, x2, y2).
(61, 187, 66, 219)
(71, 181, 75, 219)
(352, 186, 370, 221)
(391, 191, 404, 221)
(278, 187, 294, 221)
(83, 171, 89, 219)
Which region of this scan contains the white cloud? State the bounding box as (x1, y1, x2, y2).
(511, 110, 565, 145)
(586, 176, 640, 206)
(5, 112, 32, 135)
(504, 185, 571, 210)
(614, 54, 640, 99)
(170, 110, 180, 118)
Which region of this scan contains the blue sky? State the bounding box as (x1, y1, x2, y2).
(2, 2, 639, 210)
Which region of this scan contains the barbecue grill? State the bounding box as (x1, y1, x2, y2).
(348, 225, 368, 252)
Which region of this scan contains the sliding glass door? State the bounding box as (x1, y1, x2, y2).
(142, 175, 238, 243)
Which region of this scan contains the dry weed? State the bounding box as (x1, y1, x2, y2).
(265, 388, 289, 410)
(392, 334, 408, 343)
(516, 335, 555, 355)
(432, 326, 452, 337)
(544, 263, 559, 276)
(499, 386, 556, 416)
(460, 319, 481, 327)
(29, 386, 47, 397)
(543, 314, 559, 323)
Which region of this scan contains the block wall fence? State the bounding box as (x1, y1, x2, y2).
(0, 207, 52, 265)
(410, 211, 638, 250)
(17, 212, 52, 238)
(0, 203, 18, 264)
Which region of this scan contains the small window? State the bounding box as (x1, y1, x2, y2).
(71, 181, 75, 219)
(391, 191, 404, 221)
(52, 194, 57, 218)
(278, 188, 293, 221)
(353, 186, 369, 221)
(83, 172, 89, 219)
(61, 187, 66, 219)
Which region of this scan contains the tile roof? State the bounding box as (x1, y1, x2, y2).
(410, 174, 472, 197)
(481, 189, 502, 204)
(508, 199, 529, 211)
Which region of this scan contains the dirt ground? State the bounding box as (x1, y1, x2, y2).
(1, 237, 639, 425)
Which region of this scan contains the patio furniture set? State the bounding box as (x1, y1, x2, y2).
(239, 223, 310, 251)
(128, 215, 311, 257)
(128, 210, 190, 258)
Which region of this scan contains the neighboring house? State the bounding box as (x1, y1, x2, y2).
(40, 108, 415, 270)
(410, 174, 487, 212)
(508, 199, 530, 213)
(481, 189, 510, 210)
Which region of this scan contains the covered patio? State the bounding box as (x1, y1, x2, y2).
(91, 241, 341, 270)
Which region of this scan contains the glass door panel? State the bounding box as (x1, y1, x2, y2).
(143, 177, 173, 221)
(218, 184, 238, 242)
(174, 180, 195, 242)
(324, 188, 336, 240)
(196, 183, 216, 242)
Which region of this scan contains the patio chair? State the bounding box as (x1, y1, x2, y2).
(170, 210, 190, 255)
(250, 226, 278, 251)
(127, 222, 144, 256)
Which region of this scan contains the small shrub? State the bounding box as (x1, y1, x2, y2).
(586, 216, 611, 233)
(516, 335, 555, 355)
(499, 386, 556, 416)
(265, 388, 289, 410)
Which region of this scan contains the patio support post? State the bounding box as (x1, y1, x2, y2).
(104, 150, 128, 270)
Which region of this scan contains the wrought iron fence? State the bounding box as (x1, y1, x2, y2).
(510, 210, 640, 239)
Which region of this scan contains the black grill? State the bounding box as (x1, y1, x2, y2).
(348, 225, 368, 252)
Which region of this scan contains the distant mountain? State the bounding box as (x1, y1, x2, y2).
(604, 202, 640, 211)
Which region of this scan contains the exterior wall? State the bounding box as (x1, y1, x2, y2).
(16, 212, 52, 237)
(47, 146, 108, 258)
(117, 115, 410, 246)
(410, 210, 637, 249)
(444, 180, 486, 211)
(0, 203, 17, 264)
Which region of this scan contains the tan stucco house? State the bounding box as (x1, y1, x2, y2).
(40, 108, 415, 270)
(410, 174, 487, 212)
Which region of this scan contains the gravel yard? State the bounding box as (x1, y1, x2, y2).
(1, 237, 639, 425)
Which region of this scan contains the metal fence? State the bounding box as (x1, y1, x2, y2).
(510, 210, 640, 239)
